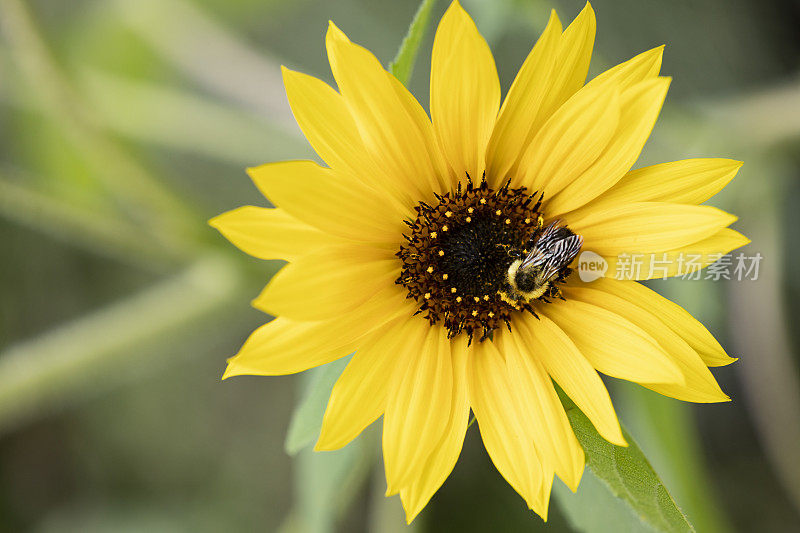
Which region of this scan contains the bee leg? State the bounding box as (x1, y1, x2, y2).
(548, 285, 563, 300)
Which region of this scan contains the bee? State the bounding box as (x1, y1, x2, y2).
(500, 220, 583, 305)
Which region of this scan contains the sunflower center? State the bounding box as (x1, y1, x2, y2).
(396, 176, 579, 342)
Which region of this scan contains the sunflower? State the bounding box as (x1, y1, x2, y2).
(210, 0, 747, 523)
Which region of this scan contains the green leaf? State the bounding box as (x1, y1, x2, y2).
(555, 390, 695, 533)
(554, 469, 652, 533)
(280, 435, 375, 533)
(284, 355, 352, 455)
(615, 381, 730, 533)
(389, 0, 437, 86)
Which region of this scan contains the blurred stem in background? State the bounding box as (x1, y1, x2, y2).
(726, 155, 800, 513)
(0, 255, 245, 435)
(0, 0, 202, 256)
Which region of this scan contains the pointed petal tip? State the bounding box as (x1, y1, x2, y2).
(326, 20, 348, 42)
(563, 471, 582, 493)
(221, 363, 238, 380)
(531, 498, 550, 522)
(546, 8, 561, 28)
(654, 76, 673, 91)
(403, 502, 423, 525)
(611, 432, 629, 447)
(279, 65, 296, 81)
(312, 440, 332, 452)
(314, 427, 351, 452)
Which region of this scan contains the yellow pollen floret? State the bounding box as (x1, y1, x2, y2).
(473, 296, 480, 302)
(442, 273, 449, 280)
(465, 217, 472, 223)
(424, 292, 431, 299)
(488, 311, 495, 318)
(479, 198, 486, 204)
(505, 218, 511, 224)
(525, 218, 531, 224)
(471, 310, 478, 317)
(483, 295, 490, 301)
(450, 287, 457, 293)
(455, 296, 462, 303)
(438, 250, 445, 256)
(445, 211, 453, 218)
(430, 231, 437, 238)
(442, 225, 449, 232)
(467, 207, 474, 214)
(495, 209, 502, 216)
(426, 266, 434, 273)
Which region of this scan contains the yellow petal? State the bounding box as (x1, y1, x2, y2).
(468, 339, 550, 516)
(536, 2, 597, 125)
(400, 335, 470, 524)
(513, 314, 626, 446)
(253, 244, 398, 321)
(565, 283, 730, 402)
(247, 160, 403, 243)
(586, 278, 737, 367)
(326, 22, 449, 200)
(570, 202, 737, 256)
(583, 159, 743, 214)
(519, 81, 621, 198)
(384, 324, 453, 494)
(547, 77, 671, 215)
(223, 318, 347, 378)
(542, 298, 684, 385)
(316, 316, 416, 451)
(209, 206, 332, 261)
(224, 287, 411, 378)
(584, 45, 664, 91)
(281, 67, 413, 208)
(484, 10, 561, 187)
(495, 328, 585, 492)
(599, 227, 750, 280)
(430, 0, 500, 181)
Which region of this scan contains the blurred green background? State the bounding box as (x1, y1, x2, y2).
(1, 0, 799, 531)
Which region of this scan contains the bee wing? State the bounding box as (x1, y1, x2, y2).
(520, 220, 567, 269)
(521, 230, 584, 281)
(536, 234, 584, 280)
(530, 220, 564, 251)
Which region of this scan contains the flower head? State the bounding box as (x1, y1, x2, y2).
(211, 0, 747, 522)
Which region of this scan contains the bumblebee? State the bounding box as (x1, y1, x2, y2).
(500, 220, 583, 305)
